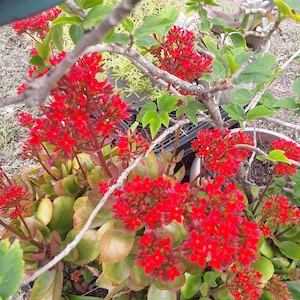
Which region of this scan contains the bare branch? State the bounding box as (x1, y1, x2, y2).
(0, 0, 142, 108)
(262, 116, 300, 131)
(64, 0, 87, 18)
(21, 116, 193, 286)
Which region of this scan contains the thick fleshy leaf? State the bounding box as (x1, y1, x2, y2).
(64, 229, 99, 265)
(128, 264, 152, 290)
(21, 217, 52, 242)
(62, 175, 80, 197)
(252, 256, 274, 283)
(99, 229, 135, 264)
(286, 281, 300, 299)
(148, 283, 176, 300)
(0, 239, 24, 299)
(278, 241, 300, 260)
(35, 198, 53, 225)
(102, 255, 134, 284)
(181, 273, 202, 299)
(29, 267, 63, 300)
(259, 239, 274, 259)
(48, 196, 75, 236)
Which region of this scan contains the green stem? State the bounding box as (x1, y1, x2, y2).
(276, 224, 296, 239)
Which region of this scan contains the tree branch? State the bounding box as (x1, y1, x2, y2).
(0, 0, 142, 108)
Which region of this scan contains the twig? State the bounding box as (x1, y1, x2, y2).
(20, 117, 192, 286)
(262, 116, 300, 131)
(0, 0, 142, 108)
(64, 0, 87, 18)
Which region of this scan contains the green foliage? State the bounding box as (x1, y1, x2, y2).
(0, 239, 24, 299)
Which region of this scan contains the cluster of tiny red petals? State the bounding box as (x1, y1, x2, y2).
(271, 138, 300, 176)
(11, 8, 61, 39)
(180, 177, 261, 270)
(264, 275, 292, 300)
(191, 129, 253, 177)
(19, 52, 130, 159)
(226, 265, 263, 300)
(150, 26, 212, 92)
(116, 131, 149, 162)
(111, 175, 189, 231)
(0, 185, 30, 218)
(260, 194, 300, 232)
(136, 231, 181, 283)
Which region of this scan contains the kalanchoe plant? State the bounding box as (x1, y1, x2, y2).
(1, 0, 300, 299)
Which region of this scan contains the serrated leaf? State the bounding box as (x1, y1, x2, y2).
(157, 92, 179, 112)
(81, 0, 103, 9)
(232, 88, 252, 105)
(83, 5, 113, 30)
(0, 239, 24, 299)
(69, 24, 84, 44)
(236, 53, 276, 84)
(273, 97, 298, 109)
(104, 32, 130, 45)
(267, 150, 290, 163)
(52, 24, 64, 51)
(246, 106, 276, 121)
(222, 104, 245, 121)
(29, 55, 45, 67)
(160, 111, 169, 127)
(135, 35, 158, 48)
(141, 110, 157, 128)
(121, 18, 134, 32)
(229, 33, 246, 49)
(202, 35, 218, 55)
(177, 100, 206, 125)
(51, 15, 82, 26)
(134, 7, 178, 38)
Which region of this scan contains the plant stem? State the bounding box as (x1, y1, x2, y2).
(74, 151, 88, 180)
(0, 219, 44, 249)
(276, 225, 296, 239)
(166, 125, 182, 174)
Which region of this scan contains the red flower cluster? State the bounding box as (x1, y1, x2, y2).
(116, 131, 149, 163)
(265, 275, 292, 300)
(19, 52, 130, 159)
(136, 231, 181, 283)
(226, 264, 263, 300)
(150, 26, 212, 92)
(181, 177, 261, 270)
(191, 129, 253, 177)
(11, 8, 61, 39)
(112, 175, 189, 231)
(260, 194, 300, 232)
(271, 139, 300, 176)
(0, 185, 30, 218)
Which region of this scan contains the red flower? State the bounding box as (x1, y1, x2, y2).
(264, 275, 292, 300)
(260, 194, 300, 229)
(191, 129, 253, 178)
(11, 8, 61, 39)
(150, 26, 212, 94)
(271, 138, 300, 176)
(136, 231, 181, 283)
(226, 265, 263, 300)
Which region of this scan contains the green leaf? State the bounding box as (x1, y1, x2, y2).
(293, 77, 300, 95)
(36, 198, 53, 226)
(29, 55, 45, 67)
(83, 5, 113, 30)
(273, 97, 298, 109)
(141, 110, 157, 128)
(231, 88, 252, 105)
(30, 268, 63, 300)
(160, 111, 169, 128)
(246, 106, 276, 121)
(236, 53, 277, 84)
(99, 229, 135, 264)
(293, 184, 300, 201)
(64, 229, 99, 264)
(252, 256, 274, 283)
(104, 32, 130, 45)
(202, 35, 218, 55)
(176, 99, 206, 125)
(135, 35, 158, 48)
(0, 240, 24, 299)
(203, 271, 220, 288)
(157, 93, 179, 112)
(278, 241, 300, 259)
(52, 24, 64, 52)
(267, 150, 290, 163)
(200, 282, 209, 296)
(51, 15, 82, 26)
(48, 196, 74, 237)
(121, 18, 134, 33)
(229, 33, 247, 49)
(259, 239, 274, 259)
(36, 31, 52, 60)
(199, 8, 211, 32)
(181, 273, 202, 299)
(148, 283, 176, 300)
(81, 0, 103, 9)
(222, 104, 245, 121)
(69, 24, 84, 44)
(66, 295, 103, 300)
(286, 281, 300, 299)
(134, 7, 179, 38)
